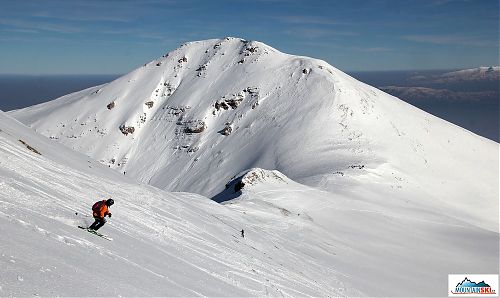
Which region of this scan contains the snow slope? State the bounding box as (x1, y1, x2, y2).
(222, 168, 499, 296)
(1, 109, 497, 296)
(9, 38, 498, 233)
(0, 110, 359, 296)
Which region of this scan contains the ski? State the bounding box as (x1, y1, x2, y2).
(78, 226, 113, 241)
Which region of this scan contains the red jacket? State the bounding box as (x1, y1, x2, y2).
(92, 200, 110, 218)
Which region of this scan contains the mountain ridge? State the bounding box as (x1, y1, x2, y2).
(9, 37, 498, 232)
(3, 38, 499, 296)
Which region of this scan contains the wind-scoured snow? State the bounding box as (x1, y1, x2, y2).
(4, 38, 499, 296)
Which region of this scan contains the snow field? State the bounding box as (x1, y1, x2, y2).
(3, 37, 499, 296)
(0, 111, 357, 296)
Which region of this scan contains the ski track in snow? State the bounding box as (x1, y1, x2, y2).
(1, 38, 498, 297)
(0, 127, 353, 296)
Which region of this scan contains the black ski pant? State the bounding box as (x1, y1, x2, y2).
(88, 217, 106, 230)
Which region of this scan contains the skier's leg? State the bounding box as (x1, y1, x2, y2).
(88, 218, 100, 230)
(93, 218, 106, 230)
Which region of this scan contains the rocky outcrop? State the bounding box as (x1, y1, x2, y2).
(18, 139, 41, 155)
(183, 120, 206, 134)
(119, 125, 135, 136)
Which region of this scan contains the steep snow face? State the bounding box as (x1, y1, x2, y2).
(9, 38, 498, 232)
(0, 111, 359, 296)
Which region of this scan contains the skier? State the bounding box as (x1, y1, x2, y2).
(88, 198, 114, 231)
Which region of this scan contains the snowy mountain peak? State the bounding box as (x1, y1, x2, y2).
(3, 38, 499, 296)
(441, 66, 500, 80)
(410, 66, 500, 83)
(150, 37, 278, 76)
(9, 38, 498, 232)
(9, 37, 350, 196)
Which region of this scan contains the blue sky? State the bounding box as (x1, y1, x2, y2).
(0, 0, 498, 74)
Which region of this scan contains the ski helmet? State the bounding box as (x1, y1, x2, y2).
(106, 198, 114, 206)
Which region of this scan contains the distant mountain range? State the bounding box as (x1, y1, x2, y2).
(379, 86, 497, 102)
(410, 66, 499, 84)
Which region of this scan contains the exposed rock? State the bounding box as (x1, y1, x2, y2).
(214, 101, 229, 111)
(183, 120, 206, 134)
(221, 124, 232, 136)
(245, 46, 258, 55)
(119, 125, 135, 136)
(215, 92, 245, 111)
(165, 106, 190, 116)
(18, 139, 41, 155)
(235, 181, 245, 192)
(164, 82, 176, 96)
(349, 165, 365, 169)
(107, 101, 115, 110)
(245, 86, 259, 94)
(145, 101, 154, 109)
(223, 168, 288, 194)
(196, 65, 207, 72)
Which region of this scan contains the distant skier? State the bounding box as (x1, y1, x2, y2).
(88, 198, 114, 231)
